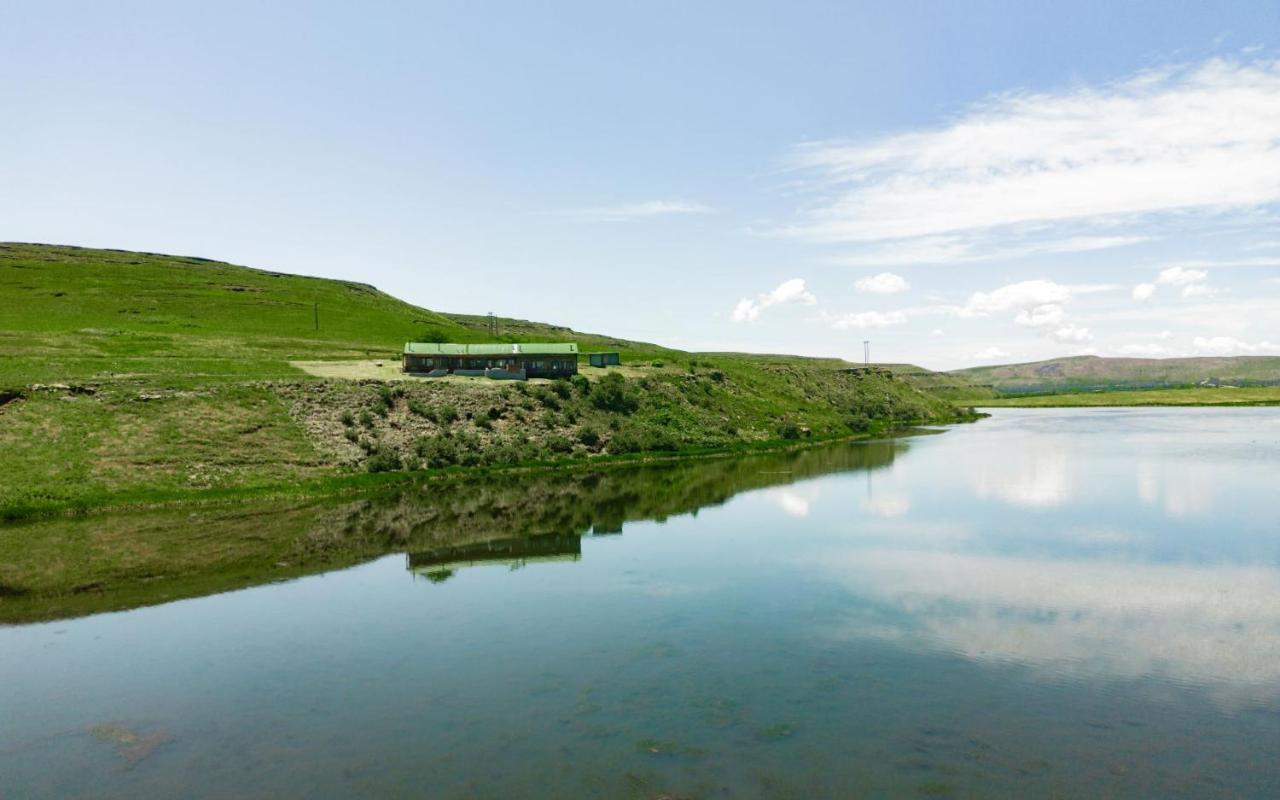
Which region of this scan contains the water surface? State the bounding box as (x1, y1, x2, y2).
(2, 408, 1279, 798)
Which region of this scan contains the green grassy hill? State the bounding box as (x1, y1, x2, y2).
(952, 354, 1280, 396)
(0, 243, 972, 518)
(0, 242, 674, 385)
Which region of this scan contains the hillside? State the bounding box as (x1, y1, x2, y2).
(953, 354, 1280, 395)
(0, 242, 675, 386)
(0, 243, 973, 517)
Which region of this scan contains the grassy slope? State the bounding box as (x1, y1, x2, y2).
(0, 243, 968, 516)
(977, 386, 1280, 407)
(953, 354, 1280, 396)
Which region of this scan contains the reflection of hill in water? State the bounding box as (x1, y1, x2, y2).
(1, 439, 906, 622)
(341, 438, 904, 566)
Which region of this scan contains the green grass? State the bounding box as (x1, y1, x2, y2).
(0, 242, 973, 518)
(976, 386, 1280, 407)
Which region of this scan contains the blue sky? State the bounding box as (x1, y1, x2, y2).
(3, 1, 1279, 369)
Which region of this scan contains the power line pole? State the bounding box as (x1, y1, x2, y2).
(863, 340, 870, 366)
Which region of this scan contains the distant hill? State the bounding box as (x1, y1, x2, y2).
(952, 355, 1280, 395)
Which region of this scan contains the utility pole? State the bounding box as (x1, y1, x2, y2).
(863, 340, 870, 366)
(487, 311, 497, 337)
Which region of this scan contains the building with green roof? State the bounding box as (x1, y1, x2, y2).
(402, 342, 578, 379)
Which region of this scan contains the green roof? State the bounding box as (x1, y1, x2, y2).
(403, 342, 579, 356)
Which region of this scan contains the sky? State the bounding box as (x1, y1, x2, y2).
(2, 1, 1279, 370)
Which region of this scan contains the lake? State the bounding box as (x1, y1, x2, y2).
(2, 408, 1279, 798)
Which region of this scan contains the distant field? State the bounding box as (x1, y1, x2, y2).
(978, 386, 1280, 407)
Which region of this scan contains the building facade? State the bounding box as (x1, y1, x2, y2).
(402, 342, 579, 379)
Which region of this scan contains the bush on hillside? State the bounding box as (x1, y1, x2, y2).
(591, 373, 637, 414)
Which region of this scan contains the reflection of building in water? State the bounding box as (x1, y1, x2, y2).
(407, 533, 582, 582)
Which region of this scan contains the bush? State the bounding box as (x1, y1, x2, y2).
(709, 370, 726, 383)
(650, 360, 664, 369)
(570, 374, 591, 395)
(606, 429, 644, 454)
(359, 410, 376, 429)
(343, 428, 359, 443)
(778, 421, 802, 440)
(591, 373, 637, 413)
(550, 379, 572, 399)
(474, 415, 493, 431)
(577, 425, 601, 448)
(438, 404, 459, 425)
(415, 435, 458, 468)
(340, 410, 355, 427)
(366, 449, 403, 473)
(545, 433, 574, 454)
(487, 405, 503, 420)
(846, 413, 872, 433)
(408, 399, 435, 420)
(377, 384, 402, 409)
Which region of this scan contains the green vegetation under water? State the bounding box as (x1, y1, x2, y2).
(0, 438, 911, 623)
(0, 243, 976, 518)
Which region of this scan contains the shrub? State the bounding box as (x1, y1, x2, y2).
(650, 360, 664, 369)
(846, 413, 872, 433)
(438, 404, 459, 424)
(340, 410, 355, 427)
(606, 429, 644, 454)
(577, 425, 601, 448)
(365, 449, 403, 473)
(709, 370, 726, 383)
(550, 379, 572, 399)
(591, 373, 637, 413)
(778, 421, 802, 440)
(359, 410, 376, 429)
(407, 399, 435, 420)
(570, 374, 591, 395)
(415, 435, 458, 468)
(343, 428, 359, 443)
(474, 415, 493, 431)
(377, 384, 402, 409)
(487, 405, 503, 420)
(545, 433, 574, 454)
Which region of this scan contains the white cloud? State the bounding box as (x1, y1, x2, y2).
(854, 272, 910, 294)
(1157, 330, 1175, 340)
(730, 278, 817, 323)
(1157, 266, 1209, 287)
(973, 346, 1011, 361)
(834, 233, 1147, 266)
(1051, 324, 1093, 343)
(560, 199, 713, 222)
(1136, 265, 1217, 301)
(963, 279, 1073, 317)
(827, 310, 908, 330)
(1181, 283, 1221, 298)
(783, 58, 1280, 248)
(1014, 303, 1066, 328)
(1192, 336, 1280, 355)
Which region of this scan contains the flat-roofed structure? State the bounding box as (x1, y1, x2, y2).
(402, 342, 579, 379)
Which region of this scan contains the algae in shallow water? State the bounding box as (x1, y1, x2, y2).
(89, 722, 172, 769)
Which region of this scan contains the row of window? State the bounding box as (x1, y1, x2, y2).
(405, 356, 577, 371)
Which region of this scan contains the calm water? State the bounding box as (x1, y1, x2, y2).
(2, 408, 1279, 798)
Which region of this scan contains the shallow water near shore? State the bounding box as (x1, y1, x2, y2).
(2, 408, 1279, 798)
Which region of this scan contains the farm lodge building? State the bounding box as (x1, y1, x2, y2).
(402, 342, 579, 379)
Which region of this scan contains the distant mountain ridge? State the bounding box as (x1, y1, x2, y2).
(952, 355, 1280, 395)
